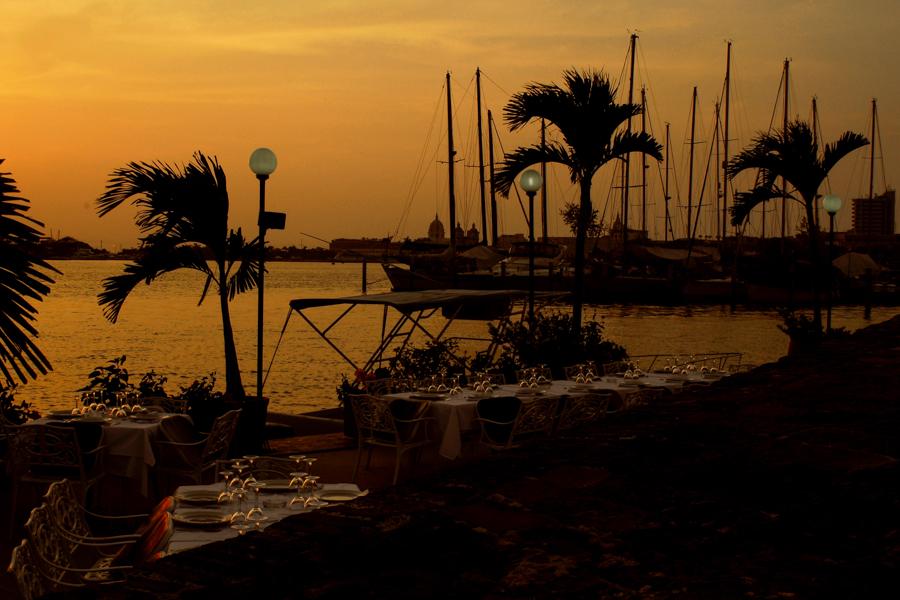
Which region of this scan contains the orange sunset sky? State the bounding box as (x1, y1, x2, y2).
(1, 0, 896, 250)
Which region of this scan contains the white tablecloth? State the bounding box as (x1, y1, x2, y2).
(388, 373, 729, 460)
(34, 415, 181, 496)
(167, 482, 365, 554)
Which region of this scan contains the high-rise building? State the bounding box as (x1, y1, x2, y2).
(852, 190, 895, 236)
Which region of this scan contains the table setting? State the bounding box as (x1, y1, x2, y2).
(166, 456, 368, 554)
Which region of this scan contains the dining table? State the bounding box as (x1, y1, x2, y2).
(387, 370, 729, 460)
(166, 481, 367, 554)
(35, 411, 191, 497)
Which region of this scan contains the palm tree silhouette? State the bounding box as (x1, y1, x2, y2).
(727, 120, 867, 332)
(0, 160, 57, 387)
(97, 152, 259, 400)
(495, 69, 662, 330)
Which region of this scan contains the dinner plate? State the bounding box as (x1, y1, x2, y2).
(79, 416, 110, 424)
(257, 479, 295, 493)
(515, 389, 544, 396)
(49, 409, 78, 418)
(172, 509, 229, 529)
(174, 489, 220, 505)
(317, 490, 362, 503)
(128, 413, 161, 422)
(409, 393, 447, 401)
(568, 384, 596, 392)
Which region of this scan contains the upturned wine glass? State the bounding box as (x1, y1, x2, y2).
(246, 481, 268, 529)
(302, 475, 328, 509)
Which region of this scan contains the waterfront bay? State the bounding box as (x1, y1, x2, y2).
(18, 260, 895, 414)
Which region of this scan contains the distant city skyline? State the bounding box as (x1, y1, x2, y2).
(1, 1, 896, 249)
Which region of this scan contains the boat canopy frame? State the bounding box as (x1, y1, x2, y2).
(272, 289, 561, 384)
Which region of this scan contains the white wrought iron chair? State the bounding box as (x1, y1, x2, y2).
(152, 408, 241, 495)
(474, 395, 559, 450)
(350, 394, 435, 485)
(8, 424, 106, 539)
(555, 392, 613, 432)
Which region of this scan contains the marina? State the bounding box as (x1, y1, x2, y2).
(17, 260, 896, 415)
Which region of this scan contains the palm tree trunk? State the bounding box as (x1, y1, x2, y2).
(805, 200, 823, 333)
(572, 175, 592, 331)
(219, 261, 245, 400)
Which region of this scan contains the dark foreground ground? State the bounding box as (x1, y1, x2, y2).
(40, 316, 900, 598)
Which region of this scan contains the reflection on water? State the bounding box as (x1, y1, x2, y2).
(18, 261, 895, 414)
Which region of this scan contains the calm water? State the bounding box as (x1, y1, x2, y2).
(17, 260, 895, 414)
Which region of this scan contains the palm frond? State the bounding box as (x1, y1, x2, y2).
(607, 130, 664, 164)
(495, 144, 574, 197)
(822, 131, 869, 174)
(730, 184, 784, 226)
(224, 229, 260, 301)
(99, 243, 211, 322)
(0, 160, 58, 387)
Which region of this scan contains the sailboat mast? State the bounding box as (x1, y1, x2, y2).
(722, 41, 732, 241)
(665, 122, 671, 242)
(781, 59, 789, 244)
(476, 68, 488, 245)
(641, 86, 648, 235)
(688, 86, 697, 240)
(488, 110, 498, 246)
(541, 119, 548, 241)
(715, 101, 722, 240)
(623, 32, 637, 255)
(869, 98, 877, 200)
(812, 96, 820, 230)
(446, 71, 457, 255)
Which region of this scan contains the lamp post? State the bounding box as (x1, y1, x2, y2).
(822, 194, 842, 334)
(519, 169, 543, 328)
(249, 148, 277, 403)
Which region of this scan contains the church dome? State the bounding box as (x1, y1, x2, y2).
(428, 214, 445, 241)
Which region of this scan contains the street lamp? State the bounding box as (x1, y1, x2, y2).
(822, 193, 842, 334)
(250, 147, 277, 403)
(520, 169, 543, 328)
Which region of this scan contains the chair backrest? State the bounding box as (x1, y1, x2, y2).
(364, 378, 412, 395)
(602, 360, 629, 375)
(24, 504, 71, 585)
(201, 409, 241, 464)
(43, 480, 92, 545)
(484, 372, 506, 385)
(350, 394, 399, 443)
(10, 425, 87, 483)
(556, 393, 612, 431)
(512, 396, 559, 439)
(158, 414, 197, 444)
(9, 538, 49, 600)
(475, 396, 522, 449)
(144, 396, 188, 414)
(247, 456, 296, 480)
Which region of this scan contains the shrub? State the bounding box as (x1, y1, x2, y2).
(138, 370, 168, 397)
(79, 355, 132, 404)
(486, 313, 628, 381)
(0, 386, 40, 424)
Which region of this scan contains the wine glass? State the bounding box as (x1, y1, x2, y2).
(302, 475, 328, 509)
(229, 486, 252, 535)
(217, 469, 234, 505)
(288, 472, 309, 509)
(246, 481, 268, 529)
(574, 364, 585, 384)
(449, 375, 462, 395)
(243, 455, 260, 487)
(303, 456, 317, 478)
